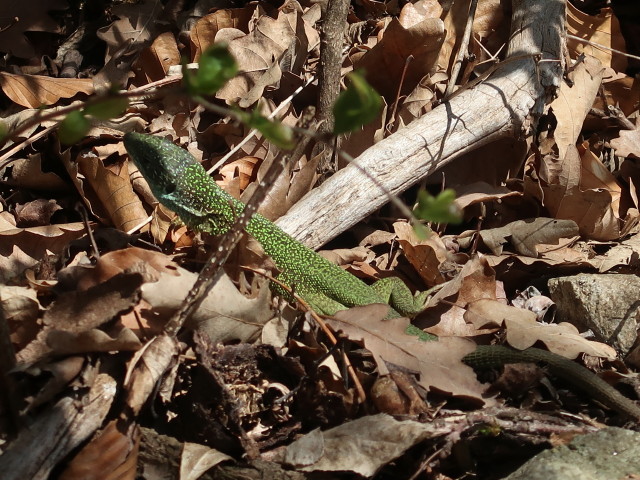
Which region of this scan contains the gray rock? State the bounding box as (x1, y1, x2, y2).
(548, 274, 640, 354)
(503, 427, 640, 480)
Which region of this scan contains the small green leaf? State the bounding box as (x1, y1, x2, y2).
(244, 109, 295, 150)
(333, 70, 382, 135)
(414, 189, 462, 224)
(84, 97, 129, 120)
(59, 111, 90, 145)
(184, 44, 237, 95)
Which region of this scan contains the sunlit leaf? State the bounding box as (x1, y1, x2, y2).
(414, 189, 462, 224)
(333, 71, 382, 135)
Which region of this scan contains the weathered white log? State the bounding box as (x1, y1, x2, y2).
(276, 0, 565, 249)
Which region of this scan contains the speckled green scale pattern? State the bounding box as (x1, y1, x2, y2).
(124, 132, 427, 318)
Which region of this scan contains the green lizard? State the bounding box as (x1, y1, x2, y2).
(123, 132, 640, 420)
(124, 132, 429, 319)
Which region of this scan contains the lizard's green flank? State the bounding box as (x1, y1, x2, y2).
(123, 132, 427, 318)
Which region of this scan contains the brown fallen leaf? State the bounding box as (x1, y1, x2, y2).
(394, 221, 449, 286)
(567, 2, 627, 72)
(465, 299, 616, 360)
(0, 72, 93, 108)
(15, 272, 143, 369)
(480, 217, 579, 257)
(325, 304, 487, 401)
(0, 223, 88, 282)
(59, 419, 140, 480)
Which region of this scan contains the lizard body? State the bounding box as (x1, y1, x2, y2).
(124, 132, 427, 318)
(123, 132, 640, 421)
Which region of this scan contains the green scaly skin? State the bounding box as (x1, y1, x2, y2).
(124, 132, 640, 420)
(123, 132, 429, 319)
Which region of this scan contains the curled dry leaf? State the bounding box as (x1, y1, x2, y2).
(66, 246, 180, 291)
(71, 154, 149, 232)
(394, 221, 449, 286)
(0, 153, 68, 191)
(465, 299, 616, 360)
(0, 72, 94, 108)
(46, 328, 142, 356)
(0, 223, 88, 282)
(540, 145, 622, 240)
(611, 118, 640, 159)
(1, 285, 40, 347)
(125, 334, 179, 416)
(547, 55, 603, 161)
(180, 442, 233, 480)
(479, 218, 579, 257)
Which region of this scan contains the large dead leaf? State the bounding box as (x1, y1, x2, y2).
(325, 304, 488, 401)
(141, 266, 273, 344)
(465, 299, 616, 359)
(284, 414, 449, 476)
(0, 72, 94, 108)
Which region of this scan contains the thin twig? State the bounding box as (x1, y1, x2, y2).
(567, 33, 640, 62)
(444, 0, 479, 99)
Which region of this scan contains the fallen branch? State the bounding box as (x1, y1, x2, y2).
(277, 0, 566, 249)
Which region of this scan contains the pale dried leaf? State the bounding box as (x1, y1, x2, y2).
(611, 119, 640, 159)
(180, 443, 233, 480)
(142, 267, 272, 344)
(285, 414, 449, 476)
(548, 55, 603, 160)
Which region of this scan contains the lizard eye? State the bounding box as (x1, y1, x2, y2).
(164, 182, 177, 195)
